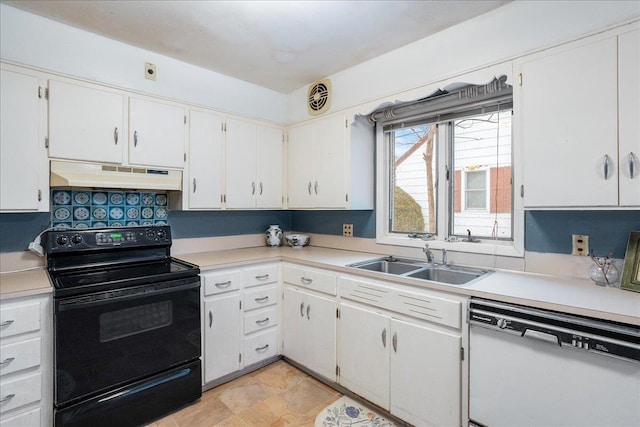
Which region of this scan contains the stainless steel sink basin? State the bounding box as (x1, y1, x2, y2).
(350, 259, 422, 275)
(406, 266, 487, 285)
(347, 257, 491, 286)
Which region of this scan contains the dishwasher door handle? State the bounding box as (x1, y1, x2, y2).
(522, 328, 561, 346)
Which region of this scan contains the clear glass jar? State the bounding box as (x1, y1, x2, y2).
(588, 258, 620, 287)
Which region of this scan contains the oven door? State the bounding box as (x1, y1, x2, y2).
(54, 276, 201, 407)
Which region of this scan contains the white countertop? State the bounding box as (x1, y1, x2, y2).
(1, 245, 637, 325)
(179, 246, 640, 325)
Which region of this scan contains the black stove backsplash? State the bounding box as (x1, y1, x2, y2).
(51, 189, 168, 229)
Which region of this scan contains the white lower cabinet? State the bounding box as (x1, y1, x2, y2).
(201, 268, 242, 383)
(282, 286, 337, 381)
(201, 263, 279, 385)
(0, 294, 52, 427)
(337, 275, 466, 427)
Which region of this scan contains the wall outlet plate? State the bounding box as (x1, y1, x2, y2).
(572, 234, 589, 256)
(343, 224, 353, 237)
(145, 62, 156, 81)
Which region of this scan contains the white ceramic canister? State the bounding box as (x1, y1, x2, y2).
(265, 225, 283, 247)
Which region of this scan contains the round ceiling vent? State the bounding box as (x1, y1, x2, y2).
(307, 79, 332, 116)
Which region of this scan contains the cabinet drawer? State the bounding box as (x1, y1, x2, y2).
(0, 407, 40, 427)
(244, 306, 278, 335)
(243, 285, 278, 311)
(282, 265, 336, 296)
(202, 270, 242, 296)
(0, 302, 40, 339)
(0, 338, 41, 377)
(243, 329, 277, 366)
(0, 372, 41, 414)
(339, 276, 462, 329)
(244, 264, 278, 288)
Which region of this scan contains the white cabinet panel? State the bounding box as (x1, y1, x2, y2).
(203, 293, 241, 383)
(256, 125, 284, 208)
(287, 123, 315, 208)
(0, 338, 41, 377)
(129, 97, 185, 169)
(0, 68, 48, 212)
(390, 319, 461, 427)
(0, 373, 41, 414)
(243, 329, 277, 366)
(0, 302, 40, 339)
(48, 80, 124, 164)
(313, 114, 347, 208)
(188, 110, 224, 209)
(618, 29, 640, 206)
(338, 302, 390, 409)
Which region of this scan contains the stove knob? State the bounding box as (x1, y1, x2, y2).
(56, 235, 69, 246)
(496, 318, 509, 329)
(156, 229, 166, 240)
(145, 229, 155, 240)
(71, 235, 83, 245)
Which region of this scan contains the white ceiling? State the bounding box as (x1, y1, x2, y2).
(3, 0, 511, 93)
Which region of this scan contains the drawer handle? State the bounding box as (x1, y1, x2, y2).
(215, 281, 232, 288)
(0, 320, 14, 328)
(254, 296, 269, 303)
(255, 318, 270, 325)
(301, 277, 313, 284)
(0, 394, 15, 404)
(0, 357, 15, 367)
(255, 344, 269, 352)
(254, 274, 269, 281)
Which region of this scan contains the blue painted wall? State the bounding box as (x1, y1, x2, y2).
(1, 210, 638, 259)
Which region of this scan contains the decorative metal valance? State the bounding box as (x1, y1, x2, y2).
(368, 76, 512, 126)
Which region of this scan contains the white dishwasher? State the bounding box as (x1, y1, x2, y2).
(468, 298, 640, 427)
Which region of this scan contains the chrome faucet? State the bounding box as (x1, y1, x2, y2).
(423, 243, 435, 263)
(424, 244, 447, 265)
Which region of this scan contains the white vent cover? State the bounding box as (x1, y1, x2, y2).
(307, 79, 332, 116)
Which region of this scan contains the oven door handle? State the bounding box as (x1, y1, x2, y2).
(56, 280, 200, 311)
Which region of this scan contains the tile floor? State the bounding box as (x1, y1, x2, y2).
(146, 360, 343, 427)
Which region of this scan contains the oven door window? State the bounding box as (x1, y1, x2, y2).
(54, 279, 201, 406)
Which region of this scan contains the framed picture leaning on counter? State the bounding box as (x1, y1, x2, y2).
(621, 231, 640, 293)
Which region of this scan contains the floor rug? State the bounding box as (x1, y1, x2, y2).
(314, 396, 397, 427)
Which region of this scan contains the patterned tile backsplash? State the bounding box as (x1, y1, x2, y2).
(51, 189, 168, 229)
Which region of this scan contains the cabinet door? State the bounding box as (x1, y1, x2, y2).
(314, 114, 347, 208)
(49, 80, 124, 164)
(338, 302, 390, 409)
(282, 287, 307, 365)
(619, 29, 640, 206)
(203, 293, 241, 382)
(521, 36, 618, 207)
(188, 110, 224, 209)
(225, 118, 257, 208)
(305, 292, 336, 381)
(287, 123, 315, 208)
(390, 319, 461, 427)
(129, 97, 185, 169)
(256, 124, 283, 208)
(0, 69, 45, 211)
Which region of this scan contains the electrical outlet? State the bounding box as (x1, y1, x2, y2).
(145, 62, 156, 81)
(343, 224, 353, 237)
(572, 234, 589, 256)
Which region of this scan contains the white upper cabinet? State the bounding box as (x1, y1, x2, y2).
(618, 29, 640, 206)
(287, 113, 374, 209)
(225, 118, 283, 209)
(187, 110, 224, 209)
(0, 67, 48, 212)
(48, 80, 124, 164)
(520, 27, 639, 207)
(129, 97, 186, 169)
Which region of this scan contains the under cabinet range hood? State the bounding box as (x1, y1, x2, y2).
(50, 160, 182, 191)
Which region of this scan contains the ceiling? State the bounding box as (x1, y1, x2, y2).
(3, 0, 511, 93)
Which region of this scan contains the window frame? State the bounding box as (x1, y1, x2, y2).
(374, 78, 524, 258)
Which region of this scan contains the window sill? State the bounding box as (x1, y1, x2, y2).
(376, 234, 524, 258)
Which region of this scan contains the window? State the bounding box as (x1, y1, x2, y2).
(374, 77, 522, 256)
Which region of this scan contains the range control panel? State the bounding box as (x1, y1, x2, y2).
(45, 226, 171, 253)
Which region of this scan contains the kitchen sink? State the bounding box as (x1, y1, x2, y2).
(347, 257, 490, 286)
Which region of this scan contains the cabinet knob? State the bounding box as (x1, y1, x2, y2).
(392, 332, 398, 353)
(134, 130, 138, 147)
(381, 328, 387, 348)
(306, 304, 311, 320)
(300, 302, 305, 317)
